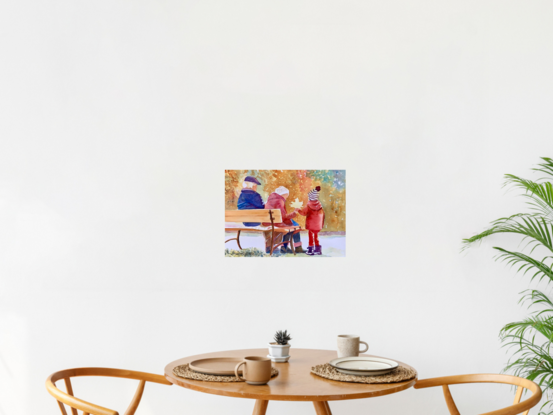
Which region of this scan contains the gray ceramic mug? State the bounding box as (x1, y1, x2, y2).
(337, 334, 369, 358)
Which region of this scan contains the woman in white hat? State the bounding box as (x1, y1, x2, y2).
(262, 186, 302, 254)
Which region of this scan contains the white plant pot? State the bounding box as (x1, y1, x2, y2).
(268, 342, 291, 358)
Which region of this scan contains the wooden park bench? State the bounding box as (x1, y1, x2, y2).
(225, 209, 302, 256)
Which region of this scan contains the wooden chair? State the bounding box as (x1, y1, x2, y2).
(414, 374, 542, 415)
(225, 209, 301, 256)
(46, 367, 172, 415)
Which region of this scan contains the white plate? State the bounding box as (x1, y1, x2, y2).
(329, 357, 398, 376)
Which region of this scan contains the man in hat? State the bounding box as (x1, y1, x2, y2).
(237, 176, 265, 226)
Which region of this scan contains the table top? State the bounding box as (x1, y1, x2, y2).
(164, 348, 417, 401)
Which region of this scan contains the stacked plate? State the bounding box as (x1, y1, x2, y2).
(189, 358, 243, 376)
(329, 356, 399, 376)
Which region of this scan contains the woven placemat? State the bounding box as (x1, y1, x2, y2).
(173, 364, 279, 382)
(311, 363, 417, 384)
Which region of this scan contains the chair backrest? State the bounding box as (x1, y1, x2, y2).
(414, 374, 542, 415)
(225, 209, 283, 224)
(46, 367, 172, 415)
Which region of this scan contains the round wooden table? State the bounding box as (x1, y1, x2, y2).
(165, 348, 417, 415)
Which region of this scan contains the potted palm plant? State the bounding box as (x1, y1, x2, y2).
(464, 157, 553, 415)
(268, 330, 292, 362)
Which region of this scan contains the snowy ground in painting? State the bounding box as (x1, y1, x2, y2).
(225, 232, 346, 257)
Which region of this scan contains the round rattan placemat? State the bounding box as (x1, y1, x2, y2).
(311, 363, 417, 384)
(173, 364, 279, 382)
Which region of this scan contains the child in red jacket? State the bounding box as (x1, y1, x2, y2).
(297, 186, 325, 256)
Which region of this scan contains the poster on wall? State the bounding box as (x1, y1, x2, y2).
(225, 170, 346, 257)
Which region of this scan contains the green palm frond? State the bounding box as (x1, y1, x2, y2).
(494, 248, 553, 285)
(463, 214, 553, 253)
(501, 309, 553, 415)
(463, 157, 553, 415)
(501, 315, 553, 342)
(503, 342, 553, 375)
(535, 157, 553, 180)
(521, 290, 553, 315)
(505, 352, 553, 390)
(505, 174, 553, 222)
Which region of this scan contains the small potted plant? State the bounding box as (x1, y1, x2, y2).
(268, 330, 292, 362)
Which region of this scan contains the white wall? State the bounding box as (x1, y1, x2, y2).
(1, 1, 553, 414)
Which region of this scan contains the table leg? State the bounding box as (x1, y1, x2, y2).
(252, 399, 269, 415)
(313, 401, 332, 415)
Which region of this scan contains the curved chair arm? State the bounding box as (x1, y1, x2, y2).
(48, 367, 172, 385)
(415, 374, 537, 389)
(414, 374, 542, 415)
(46, 368, 172, 415)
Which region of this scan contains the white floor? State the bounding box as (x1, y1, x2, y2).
(225, 232, 346, 257)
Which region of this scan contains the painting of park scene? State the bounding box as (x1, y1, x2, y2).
(225, 170, 346, 257)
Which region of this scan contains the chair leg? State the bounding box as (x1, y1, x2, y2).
(270, 229, 275, 256)
(224, 235, 242, 250)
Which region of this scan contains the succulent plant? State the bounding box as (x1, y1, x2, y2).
(273, 330, 292, 345)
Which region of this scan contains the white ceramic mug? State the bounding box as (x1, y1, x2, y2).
(337, 334, 369, 358)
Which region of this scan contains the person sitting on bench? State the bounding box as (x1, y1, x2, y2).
(263, 186, 304, 254)
(237, 176, 264, 226)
